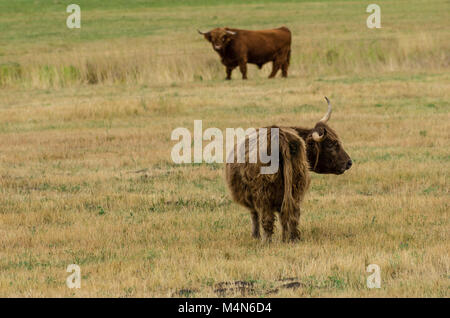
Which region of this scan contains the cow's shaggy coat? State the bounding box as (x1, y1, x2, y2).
(226, 127, 310, 242)
(225, 98, 352, 242)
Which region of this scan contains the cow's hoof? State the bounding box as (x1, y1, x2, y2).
(289, 229, 301, 242)
(290, 234, 301, 243)
(225, 78, 231, 80)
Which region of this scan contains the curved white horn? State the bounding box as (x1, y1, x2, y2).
(226, 30, 236, 35)
(312, 131, 324, 142)
(319, 96, 332, 123)
(197, 29, 208, 35)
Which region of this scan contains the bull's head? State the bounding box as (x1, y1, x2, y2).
(198, 28, 236, 52)
(306, 97, 352, 175)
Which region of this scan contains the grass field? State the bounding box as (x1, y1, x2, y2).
(0, 0, 449, 297)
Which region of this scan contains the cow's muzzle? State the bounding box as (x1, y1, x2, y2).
(338, 159, 353, 174)
(346, 159, 353, 170)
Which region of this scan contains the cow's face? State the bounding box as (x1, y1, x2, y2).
(307, 122, 352, 175)
(198, 28, 235, 52)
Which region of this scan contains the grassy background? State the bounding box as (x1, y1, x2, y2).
(0, 0, 449, 297)
(1, 0, 448, 87)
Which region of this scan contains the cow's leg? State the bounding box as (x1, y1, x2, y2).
(260, 209, 275, 243)
(226, 67, 233, 80)
(250, 209, 260, 239)
(238, 60, 248, 80)
(269, 61, 281, 78)
(288, 206, 301, 242)
(280, 210, 290, 242)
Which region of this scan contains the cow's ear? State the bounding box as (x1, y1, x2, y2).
(315, 126, 327, 137)
(311, 126, 327, 143)
(204, 33, 212, 42)
(318, 127, 327, 137)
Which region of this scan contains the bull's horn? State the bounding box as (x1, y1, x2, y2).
(226, 30, 236, 35)
(197, 29, 209, 35)
(312, 131, 324, 142)
(319, 96, 332, 123)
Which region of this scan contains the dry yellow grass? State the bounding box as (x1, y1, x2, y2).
(0, 0, 449, 297)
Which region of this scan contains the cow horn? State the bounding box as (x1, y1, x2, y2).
(226, 30, 236, 35)
(319, 96, 332, 123)
(197, 29, 209, 35)
(312, 131, 324, 142)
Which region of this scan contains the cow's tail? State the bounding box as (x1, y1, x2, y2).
(279, 129, 309, 225)
(285, 26, 291, 66)
(280, 137, 295, 219)
(286, 48, 291, 66)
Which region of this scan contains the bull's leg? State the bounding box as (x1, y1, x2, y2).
(288, 206, 301, 242)
(281, 62, 289, 78)
(261, 210, 275, 243)
(238, 60, 248, 80)
(250, 209, 260, 239)
(281, 49, 290, 78)
(226, 67, 233, 80)
(268, 61, 281, 78)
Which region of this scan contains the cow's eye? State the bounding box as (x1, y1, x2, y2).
(326, 141, 337, 149)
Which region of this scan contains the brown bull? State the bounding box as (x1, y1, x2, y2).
(198, 26, 291, 80)
(225, 97, 352, 243)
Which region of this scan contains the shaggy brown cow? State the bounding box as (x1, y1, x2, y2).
(225, 97, 352, 243)
(198, 26, 291, 80)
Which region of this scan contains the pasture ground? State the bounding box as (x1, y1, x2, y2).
(0, 0, 448, 297)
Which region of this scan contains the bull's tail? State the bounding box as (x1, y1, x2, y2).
(286, 48, 291, 66)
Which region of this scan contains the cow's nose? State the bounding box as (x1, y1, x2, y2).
(346, 159, 353, 170)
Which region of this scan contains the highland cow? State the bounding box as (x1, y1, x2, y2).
(198, 26, 291, 80)
(225, 97, 352, 243)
